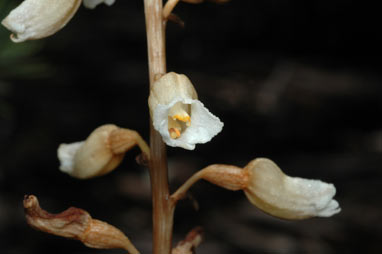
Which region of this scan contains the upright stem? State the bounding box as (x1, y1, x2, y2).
(143, 1, 174, 254)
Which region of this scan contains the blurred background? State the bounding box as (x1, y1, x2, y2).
(0, 0, 381, 253)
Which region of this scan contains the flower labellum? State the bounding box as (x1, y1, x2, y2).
(1, 0, 82, 42)
(148, 72, 223, 150)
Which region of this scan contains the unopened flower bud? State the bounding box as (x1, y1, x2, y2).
(243, 158, 341, 219)
(1, 0, 82, 42)
(58, 124, 149, 179)
(24, 195, 139, 254)
(148, 72, 223, 150)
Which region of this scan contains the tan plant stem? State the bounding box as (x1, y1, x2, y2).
(144, 1, 174, 254)
(171, 170, 205, 204)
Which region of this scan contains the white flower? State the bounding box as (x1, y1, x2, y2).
(243, 158, 341, 219)
(1, 0, 115, 43)
(148, 72, 224, 150)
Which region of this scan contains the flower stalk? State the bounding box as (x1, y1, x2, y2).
(143, 0, 174, 254)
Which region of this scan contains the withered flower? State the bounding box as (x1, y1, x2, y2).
(23, 195, 139, 254)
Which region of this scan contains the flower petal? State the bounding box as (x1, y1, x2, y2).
(1, 0, 81, 42)
(57, 141, 84, 175)
(152, 98, 223, 150)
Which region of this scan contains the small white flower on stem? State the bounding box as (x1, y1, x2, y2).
(148, 72, 223, 150)
(1, 0, 115, 43)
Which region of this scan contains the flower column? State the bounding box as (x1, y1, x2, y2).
(143, 1, 174, 254)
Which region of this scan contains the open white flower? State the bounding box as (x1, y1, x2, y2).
(148, 72, 224, 150)
(1, 0, 115, 43)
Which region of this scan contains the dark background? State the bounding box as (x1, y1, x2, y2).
(1, 0, 381, 253)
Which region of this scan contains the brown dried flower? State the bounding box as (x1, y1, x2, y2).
(23, 195, 139, 254)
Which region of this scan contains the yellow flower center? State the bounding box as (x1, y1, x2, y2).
(168, 102, 191, 139)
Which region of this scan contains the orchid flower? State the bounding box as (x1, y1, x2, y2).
(148, 72, 224, 150)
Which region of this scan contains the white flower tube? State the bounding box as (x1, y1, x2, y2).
(148, 72, 224, 150)
(1, 0, 82, 42)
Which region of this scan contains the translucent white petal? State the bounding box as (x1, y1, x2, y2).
(149, 72, 223, 150)
(152, 98, 223, 150)
(83, 0, 115, 9)
(1, 0, 81, 42)
(57, 141, 84, 174)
